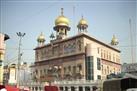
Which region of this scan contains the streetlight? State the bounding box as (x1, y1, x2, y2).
(16, 32, 25, 87)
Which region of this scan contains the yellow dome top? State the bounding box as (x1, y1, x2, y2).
(37, 32, 45, 42)
(55, 8, 69, 26)
(111, 35, 119, 45)
(78, 16, 88, 25)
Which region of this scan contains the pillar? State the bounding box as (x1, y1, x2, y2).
(79, 86, 85, 91)
(33, 87, 36, 91)
(83, 86, 85, 91)
(68, 87, 71, 91)
(30, 87, 32, 91)
(75, 86, 79, 91)
(37, 86, 39, 91)
(59, 86, 64, 91)
(62, 87, 64, 91)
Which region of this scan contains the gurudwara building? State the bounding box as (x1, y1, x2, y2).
(32, 8, 121, 82)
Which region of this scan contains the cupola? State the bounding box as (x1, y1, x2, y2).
(77, 16, 88, 33)
(37, 32, 45, 46)
(53, 8, 70, 39)
(111, 35, 119, 45)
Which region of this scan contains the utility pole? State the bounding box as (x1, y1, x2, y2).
(129, 19, 134, 63)
(16, 32, 25, 87)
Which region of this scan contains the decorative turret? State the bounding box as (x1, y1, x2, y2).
(111, 35, 119, 46)
(53, 8, 70, 39)
(37, 32, 45, 46)
(50, 32, 55, 41)
(77, 16, 88, 33)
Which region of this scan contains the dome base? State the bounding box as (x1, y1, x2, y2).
(53, 25, 70, 31)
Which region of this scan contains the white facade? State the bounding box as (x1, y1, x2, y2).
(86, 43, 101, 80)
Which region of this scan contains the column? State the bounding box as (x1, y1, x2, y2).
(33, 87, 35, 91)
(83, 86, 85, 91)
(91, 86, 93, 91)
(59, 86, 64, 91)
(30, 87, 33, 91)
(40, 86, 43, 91)
(75, 86, 79, 91)
(68, 87, 71, 91)
(79, 86, 85, 91)
(37, 86, 40, 91)
(62, 87, 64, 91)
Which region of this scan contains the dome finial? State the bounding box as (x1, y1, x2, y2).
(55, 8, 69, 26)
(77, 16, 88, 32)
(78, 15, 88, 25)
(37, 32, 45, 43)
(111, 34, 119, 46)
(54, 8, 70, 40)
(40, 32, 43, 35)
(61, 8, 64, 16)
(82, 15, 84, 19)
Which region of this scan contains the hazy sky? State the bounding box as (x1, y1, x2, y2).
(0, 0, 136, 65)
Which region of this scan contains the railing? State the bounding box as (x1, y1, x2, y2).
(53, 80, 102, 91)
(20, 82, 48, 91)
(53, 79, 101, 85)
(20, 80, 103, 91)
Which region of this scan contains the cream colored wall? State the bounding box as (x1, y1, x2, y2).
(0, 33, 5, 85)
(101, 49, 120, 64)
(83, 37, 121, 80)
(100, 47, 121, 79)
(102, 65, 120, 74)
(0, 34, 5, 55)
(0, 34, 5, 61)
(0, 67, 3, 84)
(83, 37, 120, 64)
(84, 39, 101, 80)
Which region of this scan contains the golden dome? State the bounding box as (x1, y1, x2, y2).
(111, 35, 119, 45)
(55, 8, 69, 26)
(78, 16, 88, 25)
(37, 32, 45, 42)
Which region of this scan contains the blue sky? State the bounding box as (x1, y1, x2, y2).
(0, 0, 136, 65)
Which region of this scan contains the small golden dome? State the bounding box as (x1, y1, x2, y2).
(111, 35, 119, 45)
(37, 32, 45, 42)
(55, 8, 69, 26)
(78, 16, 88, 25)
